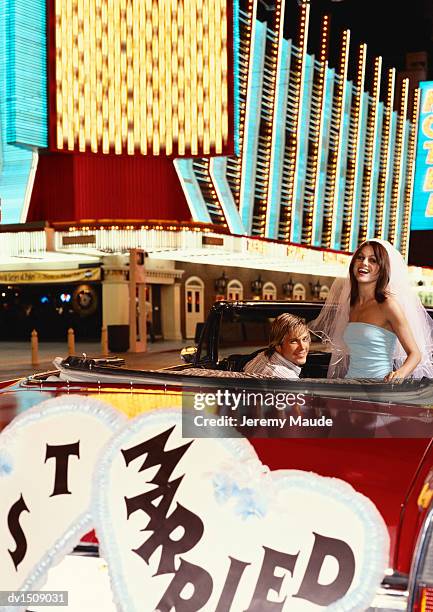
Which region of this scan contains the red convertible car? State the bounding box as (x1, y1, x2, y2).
(2, 302, 433, 610)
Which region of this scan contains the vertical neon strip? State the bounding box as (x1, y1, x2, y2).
(177, 0, 185, 154)
(83, 0, 92, 149)
(290, 4, 310, 241)
(89, 0, 97, 152)
(220, 0, 229, 148)
(292, 53, 313, 243)
(395, 117, 410, 251)
(249, 0, 284, 238)
(233, 0, 241, 156)
(209, 157, 244, 233)
(376, 68, 395, 237)
(368, 101, 383, 238)
(131, 0, 140, 152)
(349, 90, 369, 251)
(208, 0, 216, 149)
(313, 65, 335, 246)
(334, 82, 352, 249)
(223, 2, 254, 216)
(173, 158, 212, 223)
(170, 0, 178, 153)
(265, 2, 291, 239)
(225, 1, 254, 217)
(67, 0, 74, 149)
(164, 1, 173, 154)
(202, 0, 212, 154)
(366, 57, 383, 239)
(358, 55, 382, 244)
(113, 0, 122, 153)
(189, 0, 198, 154)
(328, 29, 350, 249)
(383, 111, 397, 239)
(321, 32, 349, 248)
(290, 4, 313, 241)
(239, 18, 266, 233)
(307, 15, 329, 245)
(101, 0, 109, 154)
(203, 158, 228, 225)
(196, 0, 205, 151)
(56, 0, 63, 148)
(120, 0, 127, 151)
(77, 0, 85, 151)
(157, 0, 166, 155)
(400, 89, 419, 258)
(278, 3, 310, 241)
(72, 0, 79, 148)
(396, 121, 410, 252)
(150, 0, 159, 154)
(341, 44, 366, 250)
(388, 78, 408, 245)
(138, 1, 146, 154)
(213, 0, 222, 153)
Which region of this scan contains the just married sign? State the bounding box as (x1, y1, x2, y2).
(0, 396, 389, 611)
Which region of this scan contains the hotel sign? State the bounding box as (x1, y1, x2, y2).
(412, 81, 433, 230)
(0, 268, 100, 284)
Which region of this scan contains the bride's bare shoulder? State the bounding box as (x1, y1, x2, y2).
(381, 295, 405, 319)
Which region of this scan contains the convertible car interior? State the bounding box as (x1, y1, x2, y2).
(217, 348, 331, 378)
(198, 302, 332, 378)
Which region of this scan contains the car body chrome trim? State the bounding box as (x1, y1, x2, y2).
(368, 586, 408, 611)
(407, 502, 433, 610)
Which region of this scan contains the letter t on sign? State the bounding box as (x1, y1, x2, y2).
(45, 442, 80, 496)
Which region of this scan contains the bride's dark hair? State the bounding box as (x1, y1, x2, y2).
(349, 241, 390, 306)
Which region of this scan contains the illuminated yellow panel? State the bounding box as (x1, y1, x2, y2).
(55, 0, 231, 155)
(88, 389, 182, 418)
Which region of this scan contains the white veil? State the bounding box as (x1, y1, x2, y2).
(309, 239, 433, 379)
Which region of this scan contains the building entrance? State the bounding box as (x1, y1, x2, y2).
(0, 283, 102, 340)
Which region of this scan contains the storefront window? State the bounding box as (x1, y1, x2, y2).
(227, 280, 243, 301)
(262, 282, 277, 300)
(293, 283, 306, 301)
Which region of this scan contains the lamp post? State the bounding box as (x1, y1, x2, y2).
(251, 275, 263, 300)
(310, 279, 322, 301)
(282, 277, 295, 300)
(214, 271, 228, 300)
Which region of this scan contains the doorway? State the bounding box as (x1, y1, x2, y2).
(185, 276, 204, 339)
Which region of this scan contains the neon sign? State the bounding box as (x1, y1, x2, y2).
(412, 81, 433, 230)
(54, 0, 232, 157)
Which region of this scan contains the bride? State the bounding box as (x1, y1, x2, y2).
(310, 239, 433, 380)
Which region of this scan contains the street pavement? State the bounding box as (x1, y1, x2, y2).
(0, 338, 191, 382)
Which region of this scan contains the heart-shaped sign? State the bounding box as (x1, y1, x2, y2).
(93, 409, 389, 612)
(0, 395, 126, 610)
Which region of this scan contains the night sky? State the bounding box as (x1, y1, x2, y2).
(282, 0, 433, 77)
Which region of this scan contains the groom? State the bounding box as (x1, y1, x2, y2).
(243, 313, 310, 379)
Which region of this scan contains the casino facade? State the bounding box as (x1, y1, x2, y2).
(0, 0, 432, 341)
